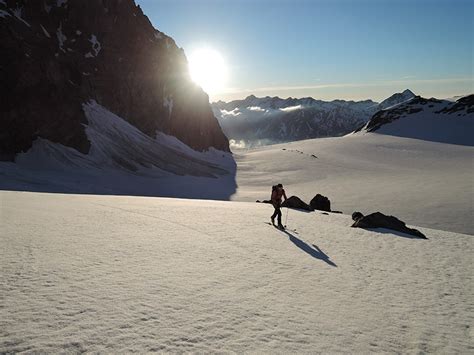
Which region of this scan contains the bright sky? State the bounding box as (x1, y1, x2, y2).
(136, 0, 473, 102)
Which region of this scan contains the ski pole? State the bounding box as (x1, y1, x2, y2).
(284, 207, 289, 227)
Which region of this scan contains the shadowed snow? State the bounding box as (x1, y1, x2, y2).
(0, 101, 236, 199)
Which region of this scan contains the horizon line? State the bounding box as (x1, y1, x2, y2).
(210, 77, 474, 103)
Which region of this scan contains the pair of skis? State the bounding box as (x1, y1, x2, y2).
(266, 222, 298, 234)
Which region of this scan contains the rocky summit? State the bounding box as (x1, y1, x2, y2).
(0, 0, 229, 161)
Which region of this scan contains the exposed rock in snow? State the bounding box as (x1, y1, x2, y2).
(232, 134, 474, 235)
(351, 211, 427, 239)
(281, 195, 313, 211)
(310, 194, 331, 212)
(44, 2, 52, 13)
(84, 34, 101, 58)
(40, 24, 51, 38)
(11, 5, 30, 27)
(353, 94, 474, 145)
(0, 9, 10, 18)
(56, 22, 66, 52)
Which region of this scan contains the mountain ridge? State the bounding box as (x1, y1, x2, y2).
(212, 90, 417, 146)
(0, 0, 229, 161)
(352, 94, 474, 145)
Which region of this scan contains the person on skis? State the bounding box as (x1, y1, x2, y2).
(271, 183, 287, 229)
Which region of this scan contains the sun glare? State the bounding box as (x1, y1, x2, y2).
(188, 48, 227, 96)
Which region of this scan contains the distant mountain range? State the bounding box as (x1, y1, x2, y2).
(212, 90, 416, 147)
(352, 94, 474, 146)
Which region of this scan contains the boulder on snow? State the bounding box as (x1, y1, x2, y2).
(281, 196, 313, 211)
(351, 211, 427, 239)
(310, 194, 331, 212)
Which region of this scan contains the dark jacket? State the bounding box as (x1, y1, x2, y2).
(271, 188, 287, 205)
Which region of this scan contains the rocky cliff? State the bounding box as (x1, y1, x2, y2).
(0, 0, 229, 161)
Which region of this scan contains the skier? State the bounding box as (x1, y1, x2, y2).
(271, 183, 287, 229)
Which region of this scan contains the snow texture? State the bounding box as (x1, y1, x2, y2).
(40, 24, 51, 38)
(44, 2, 52, 13)
(56, 22, 66, 52)
(1, 191, 472, 353)
(0, 9, 10, 18)
(11, 5, 30, 27)
(163, 96, 173, 118)
(85, 34, 101, 58)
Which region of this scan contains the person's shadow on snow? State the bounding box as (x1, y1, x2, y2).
(281, 229, 337, 267)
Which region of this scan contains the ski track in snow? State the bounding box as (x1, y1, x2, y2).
(1, 191, 473, 353)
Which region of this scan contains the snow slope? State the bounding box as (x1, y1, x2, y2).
(0, 101, 236, 200)
(353, 95, 474, 146)
(1, 191, 472, 353)
(232, 134, 474, 235)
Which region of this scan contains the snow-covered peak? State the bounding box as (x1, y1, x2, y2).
(378, 89, 416, 110)
(352, 95, 474, 145)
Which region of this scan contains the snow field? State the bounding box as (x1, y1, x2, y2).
(1, 191, 472, 353)
(232, 133, 474, 235)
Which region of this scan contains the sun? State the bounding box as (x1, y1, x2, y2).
(188, 48, 227, 96)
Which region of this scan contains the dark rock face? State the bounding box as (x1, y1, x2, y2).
(0, 0, 229, 161)
(436, 94, 474, 114)
(362, 95, 474, 134)
(364, 96, 427, 132)
(310, 194, 331, 212)
(281, 196, 313, 211)
(351, 211, 427, 239)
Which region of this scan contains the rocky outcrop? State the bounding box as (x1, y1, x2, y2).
(363, 96, 431, 132)
(310, 194, 331, 212)
(281, 196, 313, 211)
(436, 94, 474, 114)
(352, 94, 474, 145)
(351, 211, 427, 239)
(0, 0, 229, 161)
